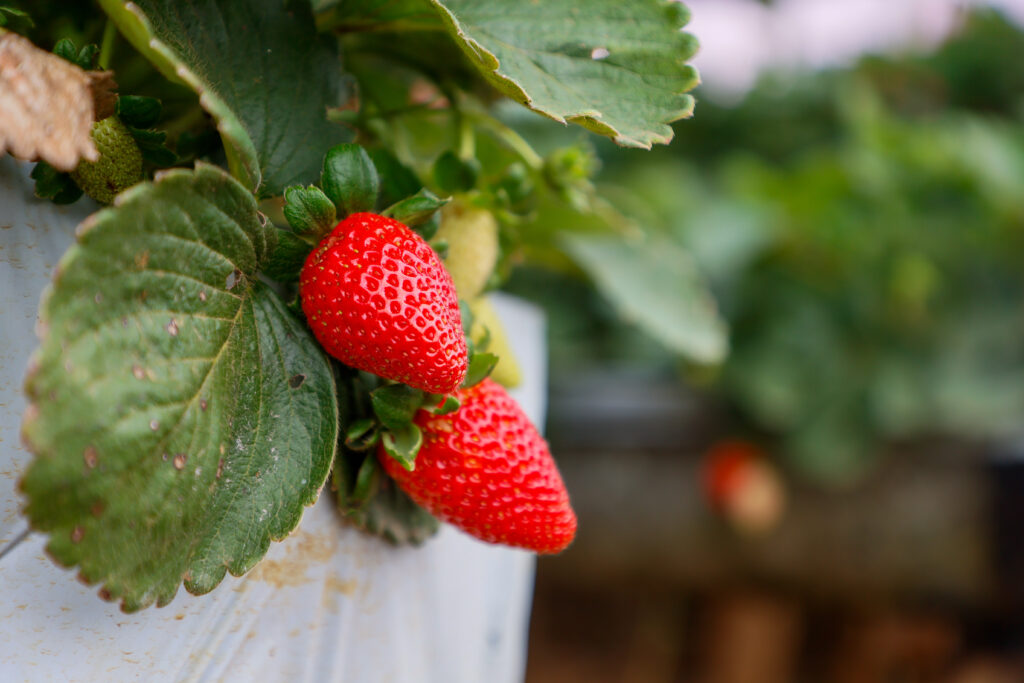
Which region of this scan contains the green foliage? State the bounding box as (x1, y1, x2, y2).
(0, 6, 34, 33)
(13, 0, 717, 600)
(20, 165, 338, 610)
(31, 161, 83, 204)
(99, 0, 349, 196)
(562, 233, 728, 365)
(322, 143, 380, 215)
(283, 185, 338, 239)
(53, 37, 97, 69)
(428, 0, 699, 147)
(382, 188, 449, 227)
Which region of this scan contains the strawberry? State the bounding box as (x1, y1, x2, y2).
(378, 378, 577, 554)
(436, 201, 498, 300)
(70, 115, 143, 205)
(702, 439, 785, 534)
(301, 212, 468, 394)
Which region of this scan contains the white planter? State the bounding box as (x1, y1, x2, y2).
(0, 158, 543, 682)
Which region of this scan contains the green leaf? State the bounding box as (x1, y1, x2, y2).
(561, 233, 728, 364)
(462, 351, 498, 388)
(99, 0, 348, 196)
(434, 151, 480, 194)
(371, 383, 424, 432)
(428, 0, 699, 148)
(127, 127, 178, 167)
(335, 469, 439, 545)
(53, 38, 98, 70)
(321, 143, 380, 215)
(459, 299, 474, 336)
(30, 161, 83, 205)
(382, 188, 449, 227)
(117, 96, 163, 128)
(0, 6, 34, 32)
(344, 417, 380, 450)
(262, 228, 313, 284)
(366, 148, 423, 208)
(283, 185, 338, 238)
(423, 394, 461, 415)
(380, 424, 423, 470)
(20, 164, 338, 611)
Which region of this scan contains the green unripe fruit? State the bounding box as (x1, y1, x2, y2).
(469, 296, 522, 388)
(70, 116, 144, 205)
(436, 200, 499, 300)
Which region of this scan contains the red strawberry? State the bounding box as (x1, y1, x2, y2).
(378, 379, 577, 554)
(301, 212, 468, 394)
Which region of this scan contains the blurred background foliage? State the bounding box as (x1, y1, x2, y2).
(505, 8, 1024, 485)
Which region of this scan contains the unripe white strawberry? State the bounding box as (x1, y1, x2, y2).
(469, 296, 522, 388)
(436, 200, 498, 300)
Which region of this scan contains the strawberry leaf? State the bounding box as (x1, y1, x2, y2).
(98, 0, 348, 196)
(262, 228, 313, 284)
(561, 232, 728, 364)
(116, 96, 162, 129)
(433, 151, 480, 194)
(428, 0, 700, 148)
(30, 161, 84, 204)
(423, 394, 461, 416)
(371, 384, 424, 432)
(366, 148, 424, 208)
(344, 417, 380, 450)
(382, 188, 450, 227)
(322, 143, 380, 215)
(20, 164, 338, 612)
(462, 351, 498, 388)
(335, 463, 440, 545)
(283, 185, 338, 238)
(380, 424, 423, 470)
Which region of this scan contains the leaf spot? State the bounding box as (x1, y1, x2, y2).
(165, 319, 179, 336)
(132, 364, 145, 380)
(591, 47, 610, 60)
(172, 453, 187, 470)
(94, 291, 103, 304)
(200, 398, 208, 411)
(225, 269, 242, 290)
(288, 373, 306, 389)
(149, 420, 159, 431)
(70, 526, 85, 543)
(83, 446, 99, 469)
(199, 290, 207, 302)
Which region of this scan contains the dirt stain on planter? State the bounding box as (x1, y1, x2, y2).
(247, 529, 349, 591)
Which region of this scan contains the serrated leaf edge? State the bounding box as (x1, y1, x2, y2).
(97, 0, 262, 193)
(427, 0, 701, 148)
(19, 163, 336, 612)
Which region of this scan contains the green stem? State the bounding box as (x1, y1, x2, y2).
(457, 111, 475, 160)
(465, 111, 544, 171)
(98, 19, 117, 70)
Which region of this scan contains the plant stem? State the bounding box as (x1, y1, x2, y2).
(98, 19, 117, 70)
(465, 111, 544, 171)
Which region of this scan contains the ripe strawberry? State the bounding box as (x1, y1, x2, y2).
(70, 115, 143, 205)
(378, 378, 577, 554)
(702, 439, 785, 534)
(301, 212, 468, 394)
